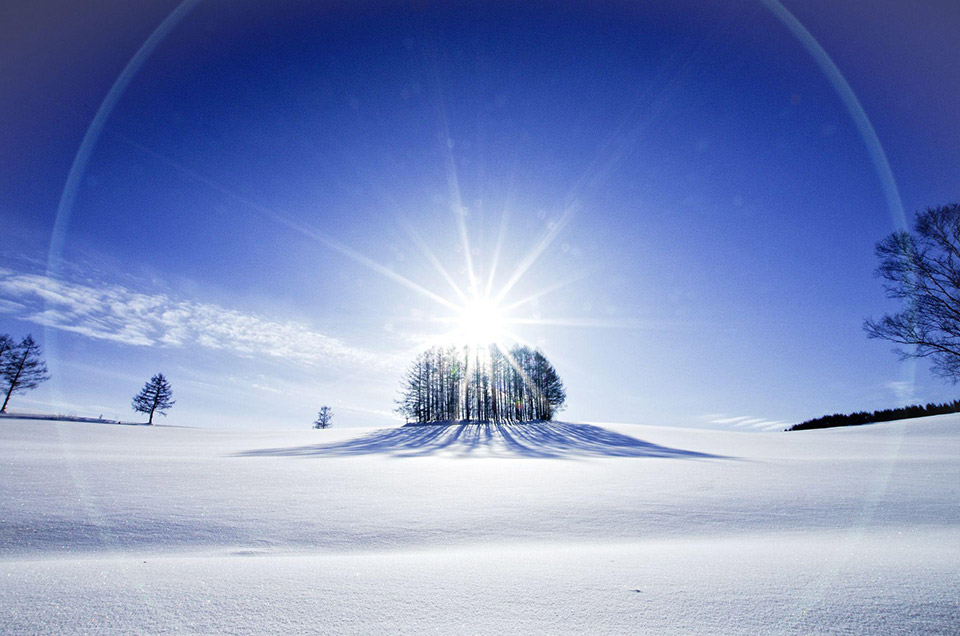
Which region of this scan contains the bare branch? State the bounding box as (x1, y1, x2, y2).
(866, 204, 960, 382)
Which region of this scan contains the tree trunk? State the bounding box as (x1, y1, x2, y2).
(1, 354, 26, 412)
(149, 391, 160, 425)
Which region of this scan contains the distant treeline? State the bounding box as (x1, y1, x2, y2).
(787, 399, 960, 431)
(396, 344, 566, 424)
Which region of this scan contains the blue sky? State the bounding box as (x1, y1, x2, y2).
(2, 0, 960, 430)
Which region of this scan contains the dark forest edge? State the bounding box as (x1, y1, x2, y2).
(787, 399, 960, 431)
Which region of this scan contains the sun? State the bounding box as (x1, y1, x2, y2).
(456, 295, 507, 345)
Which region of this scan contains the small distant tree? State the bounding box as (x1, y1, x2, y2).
(1, 335, 50, 413)
(313, 406, 333, 429)
(132, 373, 175, 425)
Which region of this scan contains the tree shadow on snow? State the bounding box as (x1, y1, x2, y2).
(235, 422, 725, 460)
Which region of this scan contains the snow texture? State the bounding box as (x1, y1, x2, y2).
(1, 417, 958, 634)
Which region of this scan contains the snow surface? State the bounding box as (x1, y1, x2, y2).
(1, 417, 958, 634)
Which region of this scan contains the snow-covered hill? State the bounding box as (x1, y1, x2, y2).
(1, 417, 958, 634)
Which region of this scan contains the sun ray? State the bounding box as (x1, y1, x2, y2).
(497, 342, 546, 409)
(112, 121, 599, 353)
(499, 329, 533, 350)
(499, 271, 591, 314)
(493, 203, 577, 305)
(505, 317, 646, 329)
(454, 202, 479, 296)
(483, 198, 514, 300)
(312, 234, 463, 313)
(399, 217, 469, 304)
(111, 135, 462, 313)
(429, 60, 479, 298)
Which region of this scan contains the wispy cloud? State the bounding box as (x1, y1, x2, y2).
(885, 380, 917, 405)
(0, 268, 376, 368)
(707, 414, 789, 432)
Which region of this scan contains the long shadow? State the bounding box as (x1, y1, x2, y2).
(235, 422, 725, 460)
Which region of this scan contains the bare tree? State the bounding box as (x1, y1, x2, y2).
(313, 406, 333, 429)
(1, 335, 50, 412)
(865, 203, 960, 380)
(132, 373, 175, 424)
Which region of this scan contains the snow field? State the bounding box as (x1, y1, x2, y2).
(1, 416, 958, 633)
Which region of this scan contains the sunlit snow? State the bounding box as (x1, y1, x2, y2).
(1, 416, 958, 633)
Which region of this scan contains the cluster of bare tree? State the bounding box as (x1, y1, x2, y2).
(396, 344, 566, 423)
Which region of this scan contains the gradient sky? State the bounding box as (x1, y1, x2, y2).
(2, 0, 960, 430)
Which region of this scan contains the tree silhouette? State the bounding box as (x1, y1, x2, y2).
(1, 335, 50, 413)
(132, 373, 175, 425)
(865, 203, 960, 380)
(788, 398, 960, 431)
(396, 344, 566, 424)
(0, 334, 14, 362)
(0, 334, 14, 382)
(314, 406, 333, 429)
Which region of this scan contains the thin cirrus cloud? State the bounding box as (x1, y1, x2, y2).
(708, 415, 790, 431)
(0, 268, 376, 368)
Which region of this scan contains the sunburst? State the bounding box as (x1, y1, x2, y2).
(318, 201, 601, 355)
(455, 294, 508, 345)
